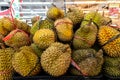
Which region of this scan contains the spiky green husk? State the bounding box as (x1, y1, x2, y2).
(0, 18, 12, 36)
(2, 17, 15, 32)
(41, 42, 71, 77)
(4, 29, 30, 48)
(98, 26, 120, 57)
(47, 5, 64, 20)
(28, 63, 41, 76)
(15, 20, 31, 34)
(0, 17, 30, 36)
(0, 48, 15, 80)
(33, 29, 55, 50)
(73, 20, 97, 49)
(30, 18, 54, 36)
(104, 67, 120, 77)
(71, 49, 103, 76)
(31, 16, 40, 25)
(104, 56, 120, 67)
(101, 17, 112, 26)
(66, 8, 84, 25)
(12, 46, 40, 77)
(103, 56, 120, 77)
(39, 18, 54, 29)
(54, 18, 73, 41)
(0, 20, 8, 36)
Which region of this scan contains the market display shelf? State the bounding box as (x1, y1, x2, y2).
(1, 1, 120, 5)
(13, 75, 103, 80)
(1, 1, 119, 23)
(64, 1, 120, 4)
(12, 71, 104, 80)
(103, 74, 120, 80)
(13, 76, 83, 80)
(13, 74, 120, 80)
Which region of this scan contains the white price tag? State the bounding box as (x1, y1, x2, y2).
(109, 3, 119, 19)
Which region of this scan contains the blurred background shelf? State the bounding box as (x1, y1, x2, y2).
(0, 0, 120, 26)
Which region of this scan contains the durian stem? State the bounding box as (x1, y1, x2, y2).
(96, 49, 103, 59)
(93, 9, 98, 20)
(88, 18, 92, 26)
(102, 11, 104, 17)
(51, 3, 56, 7)
(68, 8, 72, 12)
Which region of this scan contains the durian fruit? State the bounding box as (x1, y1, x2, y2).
(70, 49, 104, 76)
(47, 4, 64, 20)
(104, 67, 120, 77)
(0, 20, 8, 36)
(0, 18, 11, 36)
(17, 21, 31, 34)
(0, 17, 31, 36)
(104, 56, 120, 67)
(83, 11, 102, 27)
(3, 29, 30, 49)
(39, 18, 54, 29)
(33, 29, 55, 50)
(100, 11, 112, 26)
(98, 26, 120, 57)
(66, 8, 84, 25)
(54, 18, 73, 42)
(30, 18, 54, 35)
(101, 17, 112, 26)
(0, 17, 31, 35)
(103, 56, 120, 77)
(31, 16, 40, 25)
(12, 46, 41, 77)
(2, 17, 15, 32)
(30, 20, 40, 35)
(41, 42, 71, 77)
(14, 19, 31, 34)
(73, 19, 97, 49)
(0, 48, 15, 80)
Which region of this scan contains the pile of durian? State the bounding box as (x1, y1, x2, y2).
(0, 4, 119, 80)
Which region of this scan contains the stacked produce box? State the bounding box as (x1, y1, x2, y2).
(0, 2, 119, 80)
